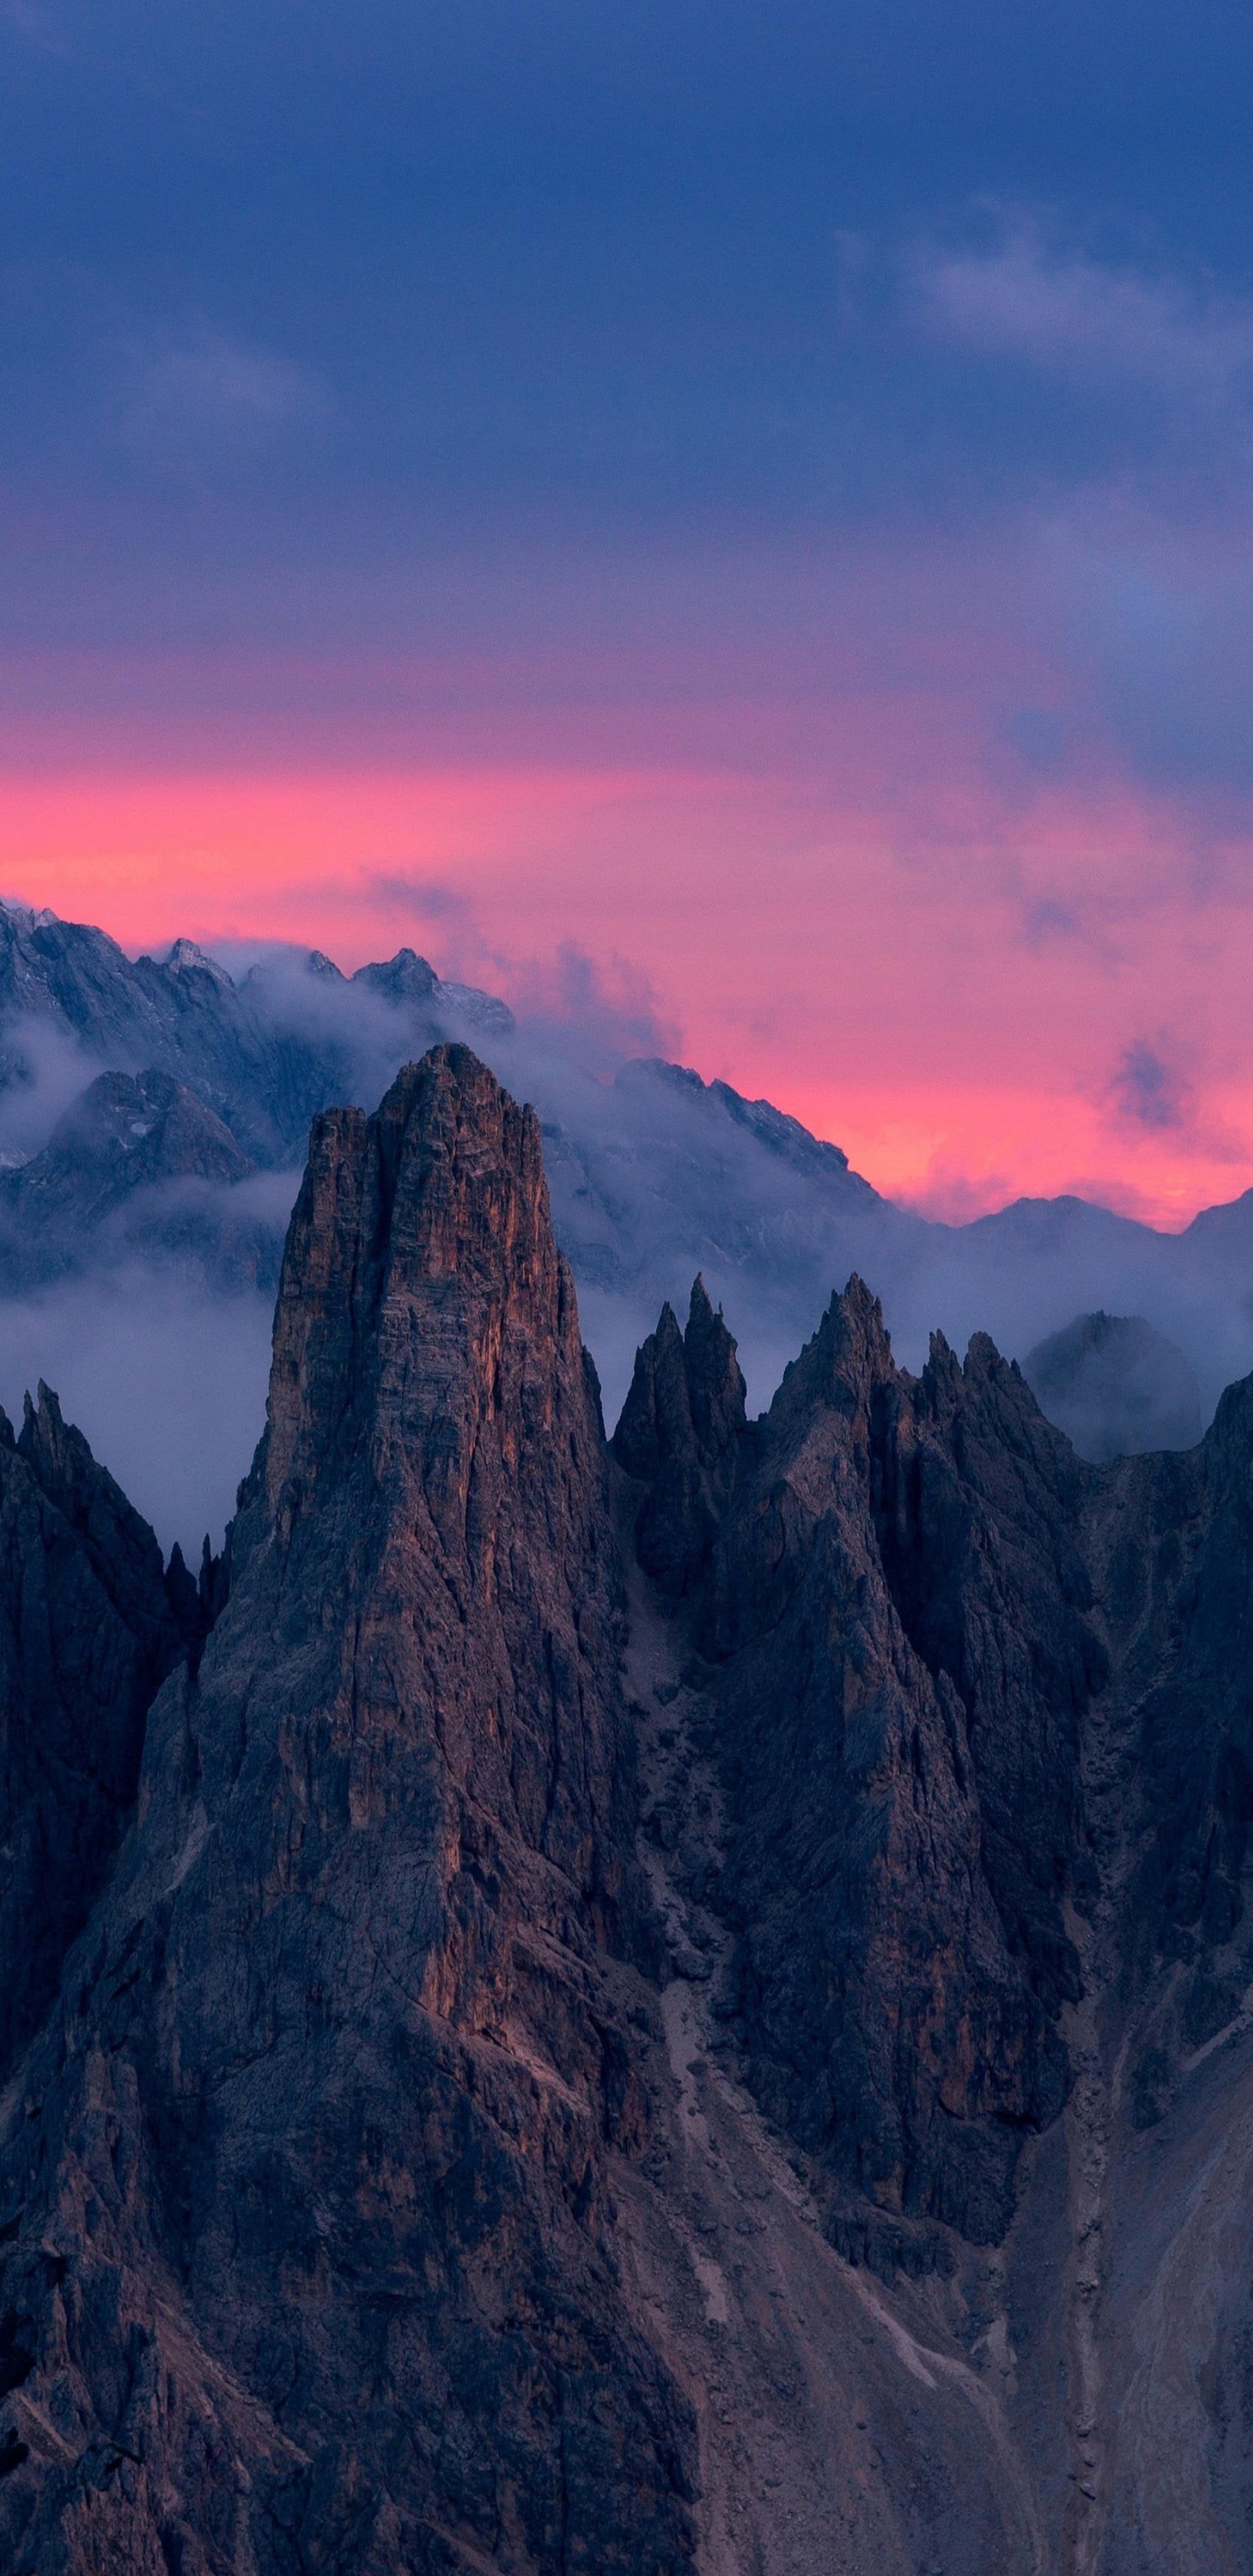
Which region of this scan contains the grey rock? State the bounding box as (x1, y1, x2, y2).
(0, 1068, 304, 1304)
(0, 1046, 694, 2576)
(10, 1050, 1253, 2567)
(349, 945, 440, 1009)
(611, 1276, 746, 1593)
(0, 1385, 190, 2087)
(621, 1279, 1094, 2246)
(613, 1265, 1253, 2555)
(0, 904, 456, 1170)
(7, 899, 1253, 1472)
(16, 1069, 253, 1211)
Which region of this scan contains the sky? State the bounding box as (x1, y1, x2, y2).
(3, 1, 1253, 1223)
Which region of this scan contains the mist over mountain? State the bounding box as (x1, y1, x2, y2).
(0, 898, 1246, 1544)
(5, 1043, 1253, 2571)
(1022, 1311, 1204, 1463)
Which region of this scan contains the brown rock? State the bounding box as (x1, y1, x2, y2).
(0, 1048, 694, 2576)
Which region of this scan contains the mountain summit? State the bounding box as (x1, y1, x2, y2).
(3, 1048, 1253, 2569)
(1, 901, 1252, 1499)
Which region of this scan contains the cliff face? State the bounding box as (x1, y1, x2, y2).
(0, 1385, 188, 2087)
(1087, 1374, 1253, 2099)
(682, 1285, 1097, 2251)
(0, 1048, 693, 2576)
(259, 1044, 640, 1961)
(7, 1048, 1253, 2573)
(613, 1270, 1253, 2568)
(610, 1278, 746, 1595)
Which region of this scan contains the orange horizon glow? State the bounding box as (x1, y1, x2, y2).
(1, 755, 1250, 1232)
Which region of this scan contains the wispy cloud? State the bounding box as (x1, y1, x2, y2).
(367, 874, 478, 925)
(913, 220, 1253, 426)
(355, 873, 679, 1067)
(1107, 1038, 1193, 1134)
(118, 322, 331, 453)
(503, 940, 678, 1069)
(1100, 1035, 1248, 1164)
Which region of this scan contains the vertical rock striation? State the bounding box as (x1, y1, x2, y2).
(12, 1052, 1253, 2569)
(611, 1278, 746, 1595)
(0, 1046, 694, 2576)
(631, 1280, 1102, 2252)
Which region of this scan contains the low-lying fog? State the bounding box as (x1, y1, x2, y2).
(0, 940, 1249, 1553)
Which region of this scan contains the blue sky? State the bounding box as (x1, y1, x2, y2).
(3, 2, 1253, 1223)
(4, 3, 1250, 588)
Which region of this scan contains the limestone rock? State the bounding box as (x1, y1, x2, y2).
(10, 1052, 1253, 2568)
(0, 1047, 693, 2576)
(688, 1282, 1096, 2245)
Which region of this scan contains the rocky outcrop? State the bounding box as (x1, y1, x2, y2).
(1088, 1373, 1253, 2082)
(9, 1070, 254, 1221)
(0, 906, 486, 1169)
(613, 1268, 1253, 2563)
(611, 1278, 747, 1593)
(611, 1280, 1102, 2251)
(0, 1047, 694, 2576)
(12, 1050, 1253, 2570)
(0, 1066, 295, 1297)
(0, 1386, 191, 2088)
(10, 903, 1253, 1490)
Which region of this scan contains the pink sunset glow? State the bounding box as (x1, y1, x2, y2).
(7, 3, 1253, 1248)
(1, 744, 1249, 1228)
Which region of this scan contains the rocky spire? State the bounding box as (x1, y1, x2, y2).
(14, 1070, 1253, 2565)
(0, 1047, 692, 2575)
(683, 1271, 748, 1459)
(612, 1272, 747, 1592)
(251, 1043, 637, 1914)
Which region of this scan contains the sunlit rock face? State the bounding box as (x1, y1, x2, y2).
(6, 1047, 1253, 2572)
(0, 1047, 694, 2576)
(8, 900, 1253, 1570)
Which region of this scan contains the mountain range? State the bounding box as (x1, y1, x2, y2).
(0, 898, 1249, 1546)
(1, 1040, 1251, 2573)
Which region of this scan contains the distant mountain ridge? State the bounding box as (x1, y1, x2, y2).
(0, 902, 490, 1165)
(0, 897, 1249, 1542)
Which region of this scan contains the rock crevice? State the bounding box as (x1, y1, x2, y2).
(3, 1053, 1253, 2571)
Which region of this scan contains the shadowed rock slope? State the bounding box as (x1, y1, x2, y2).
(6, 1050, 1253, 2571)
(0, 1070, 264, 1289)
(615, 1272, 1253, 2567)
(1022, 1307, 1203, 1461)
(0, 1385, 198, 2090)
(679, 1283, 1100, 2257)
